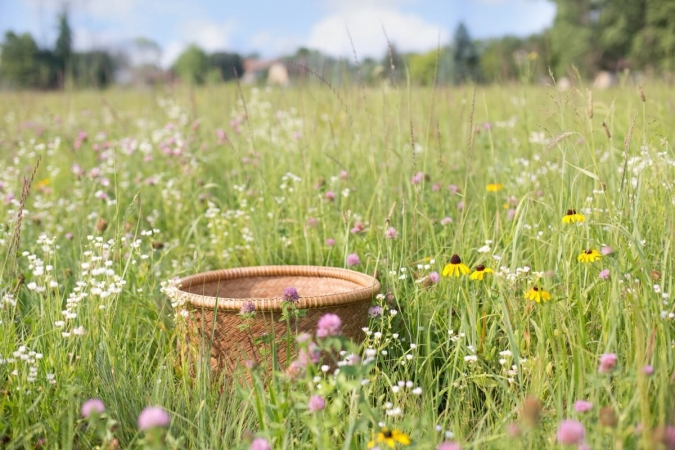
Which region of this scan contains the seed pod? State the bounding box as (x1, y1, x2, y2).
(95, 218, 108, 233)
(588, 91, 593, 118)
(522, 396, 542, 427)
(599, 406, 617, 428)
(638, 85, 646, 103)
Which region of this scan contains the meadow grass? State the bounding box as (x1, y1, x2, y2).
(0, 79, 673, 449)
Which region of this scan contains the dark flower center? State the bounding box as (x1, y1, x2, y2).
(476, 264, 485, 271)
(532, 286, 539, 291)
(382, 429, 393, 438)
(450, 254, 461, 264)
(585, 249, 593, 254)
(567, 209, 576, 215)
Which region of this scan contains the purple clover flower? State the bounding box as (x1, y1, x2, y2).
(368, 306, 383, 318)
(282, 287, 300, 303)
(240, 301, 256, 314)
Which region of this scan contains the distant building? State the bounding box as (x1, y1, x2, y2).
(242, 58, 289, 85)
(267, 62, 289, 85)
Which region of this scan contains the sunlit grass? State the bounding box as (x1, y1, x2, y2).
(0, 80, 674, 449)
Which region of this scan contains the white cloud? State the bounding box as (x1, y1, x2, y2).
(161, 41, 184, 68)
(25, 0, 137, 19)
(250, 32, 303, 57)
(181, 19, 236, 53)
(306, 7, 448, 58)
(321, 0, 419, 10)
(72, 27, 123, 51)
(157, 19, 236, 67)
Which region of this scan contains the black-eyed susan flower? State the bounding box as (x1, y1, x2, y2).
(577, 249, 601, 263)
(442, 254, 470, 278)
(486, 183, 503, 192)
(470, 264, 494, 281)
(524, 286, 551, 303)
(367, 427, 410, 448)
(562, 209, 585, 224)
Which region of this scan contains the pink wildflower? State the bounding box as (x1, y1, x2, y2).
(250, 438, 271, 450)
(411, 172, 425, 185)
(137, 406, 170, 430)
(316, 313, 342, 338)
(574, 400, 593, 413)
(308, 395, 326, 412)
(81, 399, 105, 418)
(437, 442, 461, 450)
(556, 419, 585, 445)
(598, 353, 618, 374)
(346, 253, 360, 266)
(350, 222, 366, 234)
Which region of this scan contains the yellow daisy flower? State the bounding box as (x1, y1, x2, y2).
(442, 254, 470, 278)
(577, 249, 601, 263)
(562, 209, 585, 224)
(470, 264, 494, 281)
(524, 286, 552, 303)
(368, 427, 411, 448)
(486, 183, 503, 192)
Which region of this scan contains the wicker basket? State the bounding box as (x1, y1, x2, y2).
(173, 265, 380, 374)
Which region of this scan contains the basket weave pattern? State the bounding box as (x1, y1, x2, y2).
(174, 266, 380, 373)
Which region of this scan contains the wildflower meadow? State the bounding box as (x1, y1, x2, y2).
(0, 80, 674, 449)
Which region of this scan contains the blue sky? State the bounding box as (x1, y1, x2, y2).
(0, 0, 556, 66)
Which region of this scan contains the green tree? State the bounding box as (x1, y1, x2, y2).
(0, 32, 56, 88)
(632, 0, 675, 72)
(55, 10, 73, 81)
(173, 44, 209, 84)
(209, 52, 244, 81)
(595, 0, 646, 71)
(408, 50, 441, 86)
(453, 23, 480, 84)
(548, 0, 595, 78)
(72, 51, 116, 88)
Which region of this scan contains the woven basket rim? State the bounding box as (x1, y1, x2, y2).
(176, 265, 380, 311)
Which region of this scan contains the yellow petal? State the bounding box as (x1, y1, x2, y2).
(394, 432, 411, 445)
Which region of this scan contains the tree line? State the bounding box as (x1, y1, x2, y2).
(1, 1, 674, 90)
